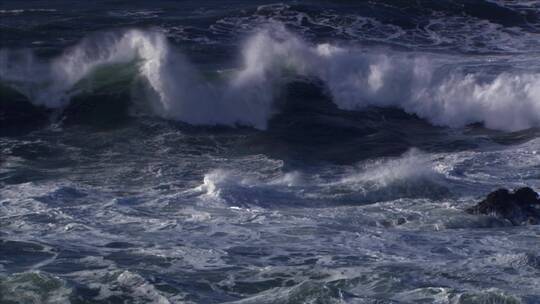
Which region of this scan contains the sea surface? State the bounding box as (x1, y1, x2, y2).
(1, 1, 540, 303)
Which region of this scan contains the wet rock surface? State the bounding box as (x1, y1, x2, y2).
(466, 187, 540, 225)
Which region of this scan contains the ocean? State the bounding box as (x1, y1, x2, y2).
(1, 1, 540, 303)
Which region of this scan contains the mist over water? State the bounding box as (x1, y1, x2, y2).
(1, 1, 540, 303)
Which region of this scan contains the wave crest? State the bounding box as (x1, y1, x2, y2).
(1, 25, 539, 131)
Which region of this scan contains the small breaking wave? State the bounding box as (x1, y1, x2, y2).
(195, 168, 303, 208)
(0, 9, 57, 15)
(335, 149, 447, 198)
(318, 148, 451, 203)
(195, 149, 450, 207)
(1, 25, 539, 131)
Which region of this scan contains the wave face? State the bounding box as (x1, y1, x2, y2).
(2, 24, 540, 131)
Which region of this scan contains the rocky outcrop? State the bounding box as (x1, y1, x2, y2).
(466, 187, 540, 225)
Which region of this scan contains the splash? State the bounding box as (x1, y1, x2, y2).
(339, 149, 441, 190)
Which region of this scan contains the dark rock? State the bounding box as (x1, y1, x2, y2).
(396, 217, 407, 225)
(514, 187, 539, 206)
(466, 187, 540, 225)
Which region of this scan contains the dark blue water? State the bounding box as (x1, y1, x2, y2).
(1, 1, 540, 303)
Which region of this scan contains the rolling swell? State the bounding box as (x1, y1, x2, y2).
(1, 25, 540, 131)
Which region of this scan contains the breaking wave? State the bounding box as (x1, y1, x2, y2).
(193, 149, 451, 207)
(1, 24, 539, 131)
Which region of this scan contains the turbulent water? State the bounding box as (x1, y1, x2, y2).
(1, 1, 540, 303)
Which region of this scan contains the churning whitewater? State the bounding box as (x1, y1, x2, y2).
(1, 1, 540, 304)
